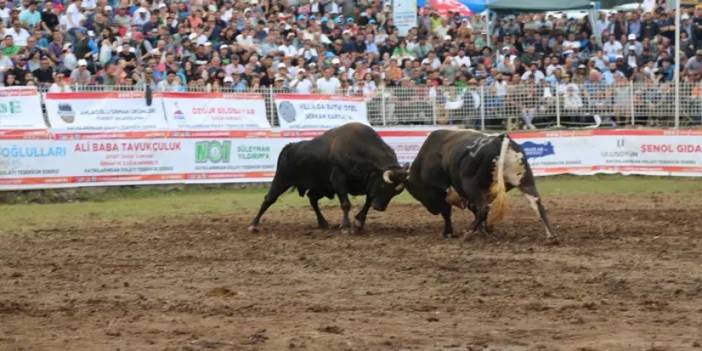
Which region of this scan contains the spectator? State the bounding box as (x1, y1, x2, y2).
(19, 1, 41, 30)
(316, 67, 340, 94)
(157, 71, 180, 91)
(70, 58, 91, 85)
(2, 35, 19, 57)
(289, 68, 313, 93)
(49, 72, 71, 93)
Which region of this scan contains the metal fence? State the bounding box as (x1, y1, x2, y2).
(39, 82, 702, 130)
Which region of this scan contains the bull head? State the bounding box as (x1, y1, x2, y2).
(382, 163, 410, 190)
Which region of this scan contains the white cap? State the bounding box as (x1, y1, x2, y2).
(204, 42, 212, 46)
(104, 5, 112, 11)
(277, 63, 286, 68)
(158, 2, 166, 8)
(224, 76, 233, 83)
(331, 57, 340, 64)
(63, 42, 72, 50)
(87, 30, 95, 37)
(297, 68, 306, 73)
(78, 59, 88, 66)
(628, 34, 636, 40)
(444, 35, 452, 41)
(220, 44, 229, 48)
(129, 47, 136, 53)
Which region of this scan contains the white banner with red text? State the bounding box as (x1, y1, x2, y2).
(161, 92, 271, 130)
(0, 86, 45, 130)
(275, 94, 369, 129)
(2, 128, 702, 190)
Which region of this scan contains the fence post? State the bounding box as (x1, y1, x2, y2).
(630, 80, 635, 126)
(479, 85, 485, 131)
(431, 89, 437, 125)
(381, 86, 387, 126)
(555, 83, 561, 128)
(268, 86, 275, 127)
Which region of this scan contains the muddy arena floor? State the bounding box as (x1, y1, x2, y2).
(1, 192, 702, 351)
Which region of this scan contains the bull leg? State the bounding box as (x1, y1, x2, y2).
(520, 184, 556, 241)
(330, 169, 352, 234)
(308, 194, 329, 229)
(337, 193, 352, 234)
(353, 196, 373, 233)
(249, 179, 290, 233)
(463, 194, 490, 241)
(440, 204, 454, 239)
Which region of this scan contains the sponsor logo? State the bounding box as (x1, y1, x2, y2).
(195, 141, 231, 163)
(57, 104, 75, 123)
(0, 100, 22, 115)
(521, 141, 555, 159)
(278, 101, 296, 123)
(172, 102, 185, 120)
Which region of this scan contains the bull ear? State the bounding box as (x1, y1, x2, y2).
(383, 170, 393, 184)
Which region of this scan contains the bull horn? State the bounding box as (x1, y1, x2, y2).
(383, 170, 393, 184)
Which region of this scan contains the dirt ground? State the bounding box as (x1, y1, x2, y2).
(1, 192, 702, 351)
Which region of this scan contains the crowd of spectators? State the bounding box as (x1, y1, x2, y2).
(0, 0, 700, 127)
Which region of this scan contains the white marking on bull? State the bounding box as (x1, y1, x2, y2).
(395, 183, 405, 191)
(525, 194, 540, 213)
(503, 148, 526, 187)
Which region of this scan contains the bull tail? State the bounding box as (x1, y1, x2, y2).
(487, 134, 510, 227)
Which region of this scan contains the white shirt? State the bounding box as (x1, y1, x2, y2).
(562, 40, 581, 51)
(278, 44, 298, 57)
(81, 0, 97, 10)
(316, 77, 340, 94)
(452, 55, 471, 68)
(132, 7, 150, 26)
(8, 27, 30, 46)
(494, 80, 508, 96)
(66, 3, 84, 29)
(0, 55, 12, 71)
(49, 83, 73, 92)
(603, 40, 623, 59)
(290, 78, 313, 93)
(0, 7, 10, 26)
(422, 57, 441, 70)
(521, 70, 545, 83)
(236, 34, 254, 48)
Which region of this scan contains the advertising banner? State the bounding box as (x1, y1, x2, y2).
(0, 137, 185, 189)
(511, 130, 702, 176)
(0, 87, 45, 130)
(45, 91, 168, 131)
(162, 92, 270, 130)
(3, 128, 702, 190)
(275, 94, 369, 129)
(393, 0, 417, 36)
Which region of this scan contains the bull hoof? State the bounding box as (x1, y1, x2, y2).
(545, 236, 560, 246)
(462, 230, 477, 241)
(443, 232, 455, 239)
(340, 227, 352, 235)
(248, 225, 259, 233)
(318, 221, 330, 230)
(352, 219, 365, 231)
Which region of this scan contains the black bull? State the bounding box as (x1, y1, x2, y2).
(406, 129, 555, 240)
(249, 123, 408, 233)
